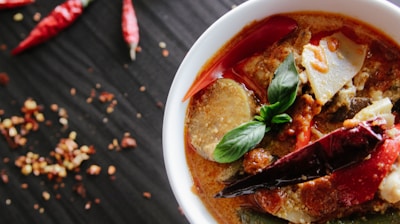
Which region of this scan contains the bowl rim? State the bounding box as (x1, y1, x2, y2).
(163, 0, 400, 223)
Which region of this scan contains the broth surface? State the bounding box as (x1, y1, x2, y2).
(185, 12, 400, 223)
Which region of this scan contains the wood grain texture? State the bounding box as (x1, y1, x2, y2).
(0, 0, 399, 223)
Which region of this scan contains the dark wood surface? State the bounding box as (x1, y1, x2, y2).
(0, 0, 399, 223)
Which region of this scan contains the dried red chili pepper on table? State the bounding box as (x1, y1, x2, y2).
(122, 0, 140, 61)
(0, 0, 34, 9)
(11, 0, 95, 55)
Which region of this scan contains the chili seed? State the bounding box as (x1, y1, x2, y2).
(158, 41, 167, 49)
(107, 165, 116, 175)
(84, 201, 91, 210)
(39, 207, 45, 214)
(13, 13, 24, 22)
(42, 191, 51, 201)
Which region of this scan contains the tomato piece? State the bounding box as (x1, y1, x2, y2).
(331, 125, 400, 206)
(183, 16, 298, 101)
(295, 120, 312, 150)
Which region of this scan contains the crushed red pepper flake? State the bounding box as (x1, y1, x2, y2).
(0, 95, 134, 213)
(162, 49, 169, 57)
(156, 101, 164, 109)
(86, 164, 101, 175)
(94, 198, 101, 204)
(1, 170, 9, 184)
(15, 132, 95, 179)
(0, 44, 7, 51)
(99, 91, 114, 103)
(121, 134, 137, 149)
(33, 12, 41, 22)
(39, 207, 45, 214)
(0, 72, 10, 86)
(3, 157, 10, 163)
(178, 206, 185, 215)
(143, 192, 151, 199)
(55, 193, 62, 200)
(70, 88, 77, 96)
(21, 183, 29, 189)
(136, 45, 142, 53)
(87, 67, 94, 73)
(107, 165, 116, 175)
(84, 201, 92, 210)
(42, 191, 51, 201)
(73, 182, 87, 198)
(1, 99, 43, 148)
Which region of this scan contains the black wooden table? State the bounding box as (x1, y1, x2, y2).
(0, 0, 399, 223)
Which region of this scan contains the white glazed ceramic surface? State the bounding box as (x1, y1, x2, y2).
(163, 0, 400, 223)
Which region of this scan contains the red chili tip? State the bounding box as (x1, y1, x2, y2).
(11, 46, 24, 55)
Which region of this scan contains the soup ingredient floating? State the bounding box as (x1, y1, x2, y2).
(122, 0, 140, 61)
(213, 53, 299, 163)
(0, 0, 34, 9)
(215, 119, 385, 198)
(183, 16, 298, 101)
(302, 32, 367, 105)
(11, 0, 94, 55)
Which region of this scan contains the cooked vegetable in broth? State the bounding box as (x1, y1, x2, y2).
(184, 12, 400, 224)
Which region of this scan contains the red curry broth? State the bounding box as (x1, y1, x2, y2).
(185, 12, 400, 224)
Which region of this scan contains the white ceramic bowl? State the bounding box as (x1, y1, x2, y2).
(163, 0, 400, 223)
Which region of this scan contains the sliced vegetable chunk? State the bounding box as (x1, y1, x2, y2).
(186, 78, 256, 161)
(302, 32, 367, 105)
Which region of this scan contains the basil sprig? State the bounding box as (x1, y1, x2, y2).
(213, 53, 299, 163)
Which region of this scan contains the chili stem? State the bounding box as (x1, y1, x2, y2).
(122, 0, 140, 61)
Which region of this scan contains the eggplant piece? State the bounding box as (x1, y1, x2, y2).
(215, 119, 385, 198)
(331, 97, 371, 122)
(392, 98, 400, 113)
(187, 78, 256, 161)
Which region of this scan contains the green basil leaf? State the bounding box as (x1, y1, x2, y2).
(258, 102, 281, 122)
(271, 113, 292, 124)
(213, 121, 266, 163)
(267, 53, 299, 113)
